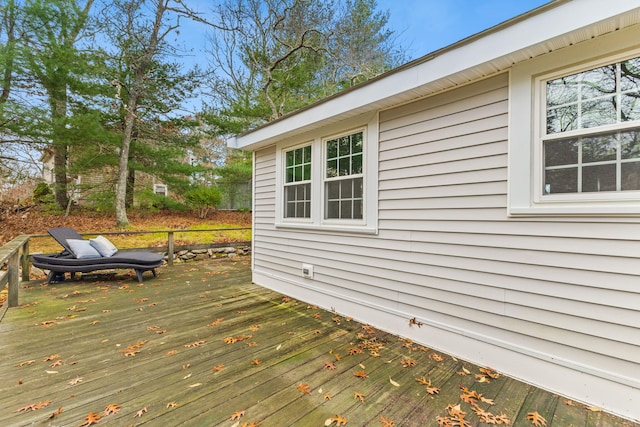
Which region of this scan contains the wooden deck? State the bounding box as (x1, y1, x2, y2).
(1, 258, 637, 427)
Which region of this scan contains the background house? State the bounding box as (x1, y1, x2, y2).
(229, 0, 640, 420)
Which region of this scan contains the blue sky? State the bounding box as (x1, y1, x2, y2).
(376, 0, 551, 60)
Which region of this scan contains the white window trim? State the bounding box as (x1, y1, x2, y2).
(281, 141, 314, 225)
(508, 25, 640, 217)
(275, 114, 379, 233)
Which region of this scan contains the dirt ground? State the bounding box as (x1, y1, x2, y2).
(0, 208, 251, 246)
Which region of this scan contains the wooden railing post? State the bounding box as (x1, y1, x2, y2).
(167, 231, 174, 266)
(8, 250, 19, 307)
(21, 239, 30, 282)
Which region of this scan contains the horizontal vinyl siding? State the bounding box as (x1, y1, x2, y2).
(376, 73, 640, 390)
(250, 72, 640, 417)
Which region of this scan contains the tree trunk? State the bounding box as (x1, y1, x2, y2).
(126, 168, 135, 208)
(51, 93, 69, 209)
(0, 0, 16, 104)
(53, 143, 69, 209)
(115, 96, 136, 228)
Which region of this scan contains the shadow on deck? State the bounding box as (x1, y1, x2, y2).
(1, 258, 637, 427)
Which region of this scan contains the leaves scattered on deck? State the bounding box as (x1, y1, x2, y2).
(1, 258, 638, 427)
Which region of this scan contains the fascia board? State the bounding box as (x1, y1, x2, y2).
(231, 0, 640, 150)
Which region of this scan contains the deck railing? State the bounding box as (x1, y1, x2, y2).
(0, 228, 251, 319)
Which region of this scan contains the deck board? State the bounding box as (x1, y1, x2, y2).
(0, 258, 638, 427)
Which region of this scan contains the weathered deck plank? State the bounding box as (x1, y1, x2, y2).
(0, 258, 638, 427)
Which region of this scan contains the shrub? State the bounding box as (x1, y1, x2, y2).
(183, 186, 222, 219)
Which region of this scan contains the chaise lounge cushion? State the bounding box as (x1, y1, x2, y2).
(67, 239, 103, 259)
(89, 235, 118, 257)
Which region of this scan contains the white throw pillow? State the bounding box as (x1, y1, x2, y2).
(89, 235, 118, 257)
(67, 239, 102, 259)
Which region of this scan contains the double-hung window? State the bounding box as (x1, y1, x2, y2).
(324, 131, 364, 220)
(284, 145, 312, 219)
(543, 56, 640, 196)
(276, 117, 378, 232)
(508, 32, 640, 216)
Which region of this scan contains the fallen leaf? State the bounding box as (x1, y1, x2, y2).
(48, 406, 63, 419)
(426, 385, 440, 395)
(379, 416, 395, 427)
(79, 412, 102, 426)
(231, 410, 245, 420)
(212, 364, 225, 371)
(389, 377, 400, 387)
(297, 383, 312, 395)
(251, 359, 261, 365)
(134, 406, 148, 417)
(14, 400, 52, 413)
(354, 392, 365, 403)
(526, 411, 547, 426)
(323, 361, 337, 370)
(69, 377, 83, 386)
(329, 415, 348, 426)
(353, 370, 368, 379)
(586, 406, 602, 412)
(103, 403, 121, 415)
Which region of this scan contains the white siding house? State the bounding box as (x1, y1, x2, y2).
(229, 1, 640, 420)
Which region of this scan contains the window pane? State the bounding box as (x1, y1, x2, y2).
(303, 163, 311, 180)
(621, 130, 640, 159)
(341, 180, 352, 198)
(547, 105, 578, 134)
(340, 200, 352, 218)
(327, 181, 339, 199)
(582, 135, 617, 163)
(581, 97, 617, 128)
(338, 158, 350, 176)
(547, 76, 579, 107)
(352, 133, 363, 153)
(286, 151, 294, 167)
(339, 137, 350, 156)
(326, 200, 339, 218)
(303, 146, 311, 163)
(354, 178, 363, 197)
(580, 66, 616, 101)
(327, 159, 338, 178)
(294, 166, 303, 181)
(353, 200, 363, 219)
(545, 139, 579, 167)
(545, 168, 578, 194)
(286, 167, 294, 183)
(620, 58, 640, 91)
(622, 161, 640, 190)
(352, 153, 362, 174)
(327, 140, 337, 158)
(621, 92, 640, 122)
(286, 202, 296, 217)
(582, 164, 616, 192)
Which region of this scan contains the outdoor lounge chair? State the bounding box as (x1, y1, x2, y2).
(31, 227, 164, 284)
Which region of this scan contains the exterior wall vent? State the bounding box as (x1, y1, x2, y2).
(302, 264, 314, 279)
